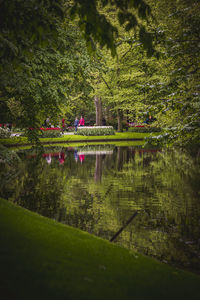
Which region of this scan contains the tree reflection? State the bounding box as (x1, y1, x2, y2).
(94, 154, 103, 182)
(1, 146, 200, 272)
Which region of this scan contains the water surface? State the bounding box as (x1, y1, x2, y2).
(1, 143, 200, 273)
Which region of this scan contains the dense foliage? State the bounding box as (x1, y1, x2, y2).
(39, 130, 62, 138)
(91, 0, 200, 147)
(0, 128, 11, 139)
(146, 0, 200, 148)
(0, 0, 199, 148)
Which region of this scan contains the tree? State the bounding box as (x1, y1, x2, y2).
(91, 0, 200, 145)
(0, 0, 155, 141)
(1, 0, 199, 147)
(1, 16, 94, 141)
(69, 0, 154, 56)
(89, 8, 164, 131)
(144, 0, 200, 147)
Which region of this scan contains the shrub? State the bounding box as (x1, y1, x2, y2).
(0, 144, 20, 164)
(121, 120, 129, 131)
(12, 127, 23, 133)
(75, 126, 115, 136)
(129, 126, 161, 133)
(0, 127, 11, 138)
(144, 133, 171, 147)
(66, 126, 75, 132)
(106, 119, 118, 130)
(40, 129, 61, 138)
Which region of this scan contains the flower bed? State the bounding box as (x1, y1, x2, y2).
(28, 127, 62, 138)
(128, 123, 147, 127)
(76, 126, 115, 136)
(40, 127, 61, 131)
(29, 127, 61, 131)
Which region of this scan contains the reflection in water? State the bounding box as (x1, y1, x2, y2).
(1, 145, 200, 273)
(95, 155, 103, 183)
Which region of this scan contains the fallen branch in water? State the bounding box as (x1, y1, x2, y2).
(110, 211, 138, 242)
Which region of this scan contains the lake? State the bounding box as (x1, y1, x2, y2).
(1, 143, 200, 273)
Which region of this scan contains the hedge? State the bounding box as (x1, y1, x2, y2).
(129, 126, 161, 133)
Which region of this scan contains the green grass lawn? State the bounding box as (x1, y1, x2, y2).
(0, 198, 200, 300)
(0, 132, 151, 146)
(9, 140, 146, 151)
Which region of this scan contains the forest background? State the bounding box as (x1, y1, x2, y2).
(0, 0, 199, 149)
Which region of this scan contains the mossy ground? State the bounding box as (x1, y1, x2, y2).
(0, 198, 200, 300)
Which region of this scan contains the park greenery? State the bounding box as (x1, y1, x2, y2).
(0, 0, 199, 149)
(1, 144, 200, 297)
(0, 132, 151, 147)
(1, 197, 200, 300)
(2, 146, 199, 268)
(1, 1, 200, 296)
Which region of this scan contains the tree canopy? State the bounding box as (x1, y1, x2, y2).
(0, 0, 199, 147)
(0, 0, 154, 139)
(90, 0, 200, 147)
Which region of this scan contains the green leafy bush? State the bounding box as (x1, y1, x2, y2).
(106, 119, 118, 130)
(75, 126, 115, 136)
(0, 127, 11, 138)
(66, 126, 75, 132)
(0, 144, 20, 165)
(144, 129, 177, 147)
(40, 130, 61, 138)
(122, 120, 129, 131)
(129, 126, 161, 133)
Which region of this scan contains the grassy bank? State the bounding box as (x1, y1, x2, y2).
(0, 132, 151, 147)
(10, 140, 145, 151)
(0, 198, 199, 300)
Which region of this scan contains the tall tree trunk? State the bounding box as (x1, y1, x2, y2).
(117, 109, 123, 132)
(104, 107, 112, 125)
(94, 96, 102, 126)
